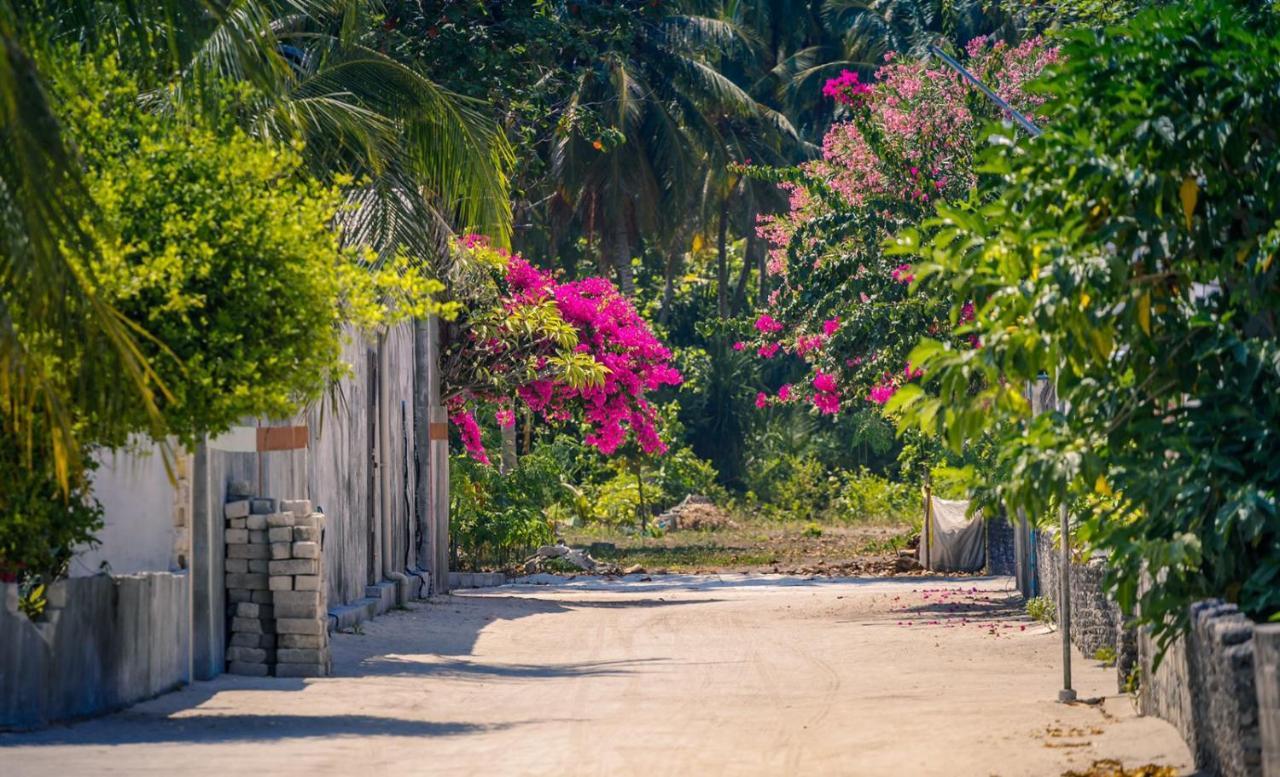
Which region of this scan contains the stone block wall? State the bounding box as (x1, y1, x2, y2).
(223, 484, 330, 678)
(986, 515, 1016, 576)
(1033, 529, 1120, 657)
(1138, 600, 1267, 777)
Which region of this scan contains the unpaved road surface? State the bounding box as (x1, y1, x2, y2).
(1, 575, 1191, 776)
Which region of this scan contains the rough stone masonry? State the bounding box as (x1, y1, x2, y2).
(223, 483, 331, 678)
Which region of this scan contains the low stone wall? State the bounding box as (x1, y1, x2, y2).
(0, 573, 190, 730)
(1033, 529, 1120, 657)
(1138, 600, 1268, 777)
(986, 515, 1016, 576)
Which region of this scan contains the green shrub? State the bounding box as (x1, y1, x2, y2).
(1025, 596, 1056, 625)
(450, 451, 560, 568)
(835, 469, 922, 525)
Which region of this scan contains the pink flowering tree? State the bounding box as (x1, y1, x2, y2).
(739, 37, 1058, 415)
(441, 236, 682, 464)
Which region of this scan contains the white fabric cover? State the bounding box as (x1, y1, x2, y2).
(920, 497, 985, 572)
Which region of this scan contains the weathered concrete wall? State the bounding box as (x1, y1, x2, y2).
(1138, 599, 1266, 777)
(1033, 529, 1120, 657)
(0, 573, 190, 730)
(77, 445, 192, 577)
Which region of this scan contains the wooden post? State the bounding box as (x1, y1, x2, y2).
(1256, 624, 1280, 777)
(414, 315, 450, 595)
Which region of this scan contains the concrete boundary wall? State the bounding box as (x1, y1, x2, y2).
(1138, 599, 1276, 777)
(0, 573, 190, 730)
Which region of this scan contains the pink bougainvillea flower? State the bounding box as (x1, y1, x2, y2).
(495, 408, 516, 428)
(754, 314, 784, 334)
(822, 318, 840, 336)
(732, 341, 746, 351)
(890, 264, 915, 284)
(813, 371, 838, 394)
(757, 342, 781, 359)
(778, 384, 792, 402)
(812, 392, 840, 415)
(868, 383, 896, 406)
(822, 69, 873, 107)
(755, 392, 768, 409)
(903, 361, 923, 380)
(451, 410, 490, 465)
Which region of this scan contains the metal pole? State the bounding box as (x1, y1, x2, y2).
(927, 45, 1043, 138)
(1058, 498, 1076, 702)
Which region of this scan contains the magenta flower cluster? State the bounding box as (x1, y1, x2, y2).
(450, 242, 682, 463)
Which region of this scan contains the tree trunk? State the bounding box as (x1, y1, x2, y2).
(658, 236, 683, 326)
(609, 219, 636, 296)
(500, 421, 517, 474)
(716, 196, 729, 318)
(757, 217, 769, 307)
(732, 211, 758, 313)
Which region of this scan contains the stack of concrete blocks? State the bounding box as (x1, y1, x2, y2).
(223, 486, 331, 678)
(270, 499, 330, 678)
(223, 485, 279, 676)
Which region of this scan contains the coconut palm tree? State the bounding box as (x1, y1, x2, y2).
(547, 7, 796, 295)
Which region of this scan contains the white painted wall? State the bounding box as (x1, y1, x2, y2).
(74, 445, 177, 577)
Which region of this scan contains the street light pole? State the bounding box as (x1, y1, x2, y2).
(927, 44, 1074, 702)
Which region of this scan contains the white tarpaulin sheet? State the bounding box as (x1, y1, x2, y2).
(920, 497, 985, 572)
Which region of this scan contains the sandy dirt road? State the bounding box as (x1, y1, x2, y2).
(0, 575, 1191, 776)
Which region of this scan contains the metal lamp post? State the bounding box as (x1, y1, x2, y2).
(928, 46, 1074, 703)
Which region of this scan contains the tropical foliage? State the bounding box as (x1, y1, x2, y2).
(892, 0, 1280, 645)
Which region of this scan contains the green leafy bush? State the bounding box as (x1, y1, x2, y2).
(1025, 596, 1056, 625)
(450, 451, 559, 568)
(895, 0, 1280, 645)
(835, 469, 922, 525)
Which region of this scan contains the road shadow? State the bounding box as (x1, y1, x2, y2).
(344, 655, 669, 681)
(0, 713, 515, 747)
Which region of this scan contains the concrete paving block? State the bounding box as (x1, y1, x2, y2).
(268, 527, 293, 543)
(228, 517, 247, 530)
(274, 601, 323, 619)
(250, 498, 276, 515)
(228, 588, 253, 604)
(274, 662, 326, 678)
(270, 542, 292, 560)
(278, 634, 325, 649)
(291, 541, 319, 559)
(276, 618, 325, 636)
(292, 526, 320, 542)
(276, 648, 325, 664)
(248, 559, 269, 573)
(225, 558, 249, 574)
(246, 515, 268, 531)
(266, 512, 295, 528)
(251, 590, 274, 604)
(248, 530, 268, 544)
(225, 528, 249, 544)
(268, 576, 293, 591)
(269, 559, 318, 576)
(224, 500, 250, 519)
(226, 544, 269, 560)
(294, 512, 326, 531)
(227, 661, 270, 677)
(235, 602, 261, 618)
(226, 646, 269, 663)
(280, 499, 312, 517)
(227, 480, 254, 498)
(230, 616, 275, 634)
(229, 632, 262, 648)
(273, 591, 321, 608)
(225, 573, 269, 590)
(294, 575, 322, 591)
